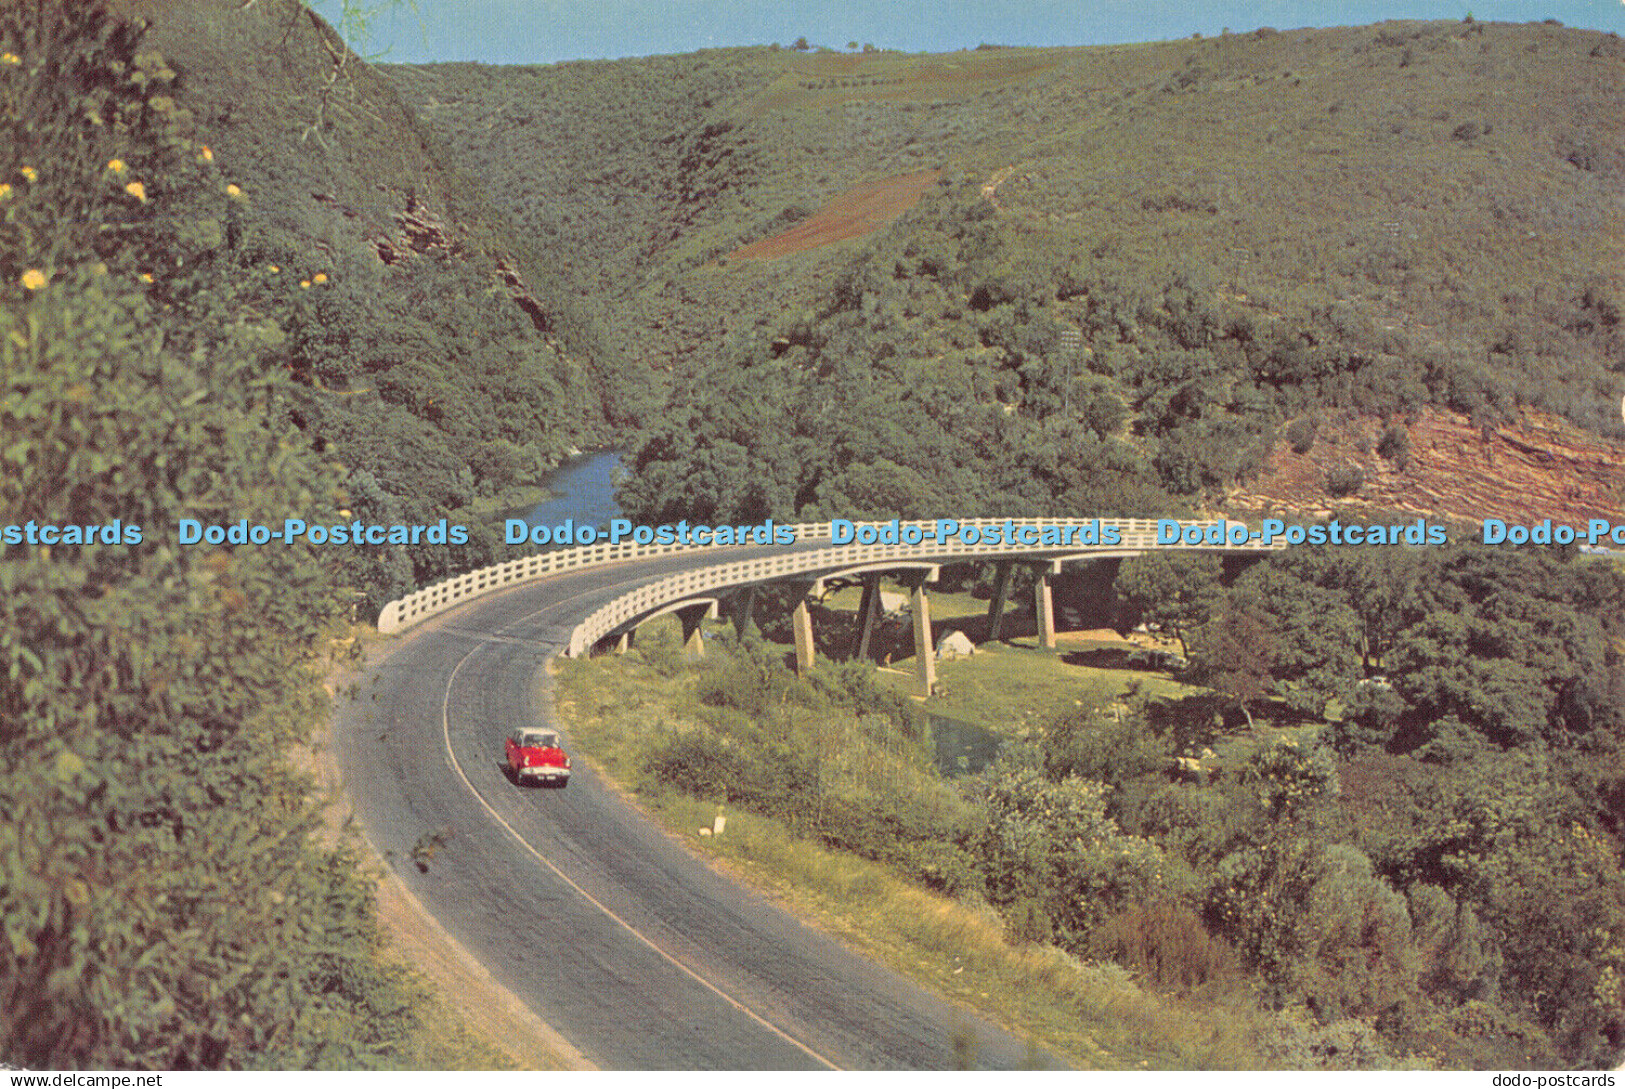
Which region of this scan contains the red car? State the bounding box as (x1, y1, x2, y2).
(505, 727, 571, 787)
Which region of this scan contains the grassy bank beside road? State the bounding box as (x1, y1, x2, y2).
(551, 618, 1268, 1069)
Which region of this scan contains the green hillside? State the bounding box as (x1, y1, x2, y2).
(392, 22, 1624, 524)
(392, 21, 1625, 1070)
(125, 0, 652, 606)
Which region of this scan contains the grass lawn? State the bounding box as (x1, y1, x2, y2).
(820, 579, 1201, 734)
(900, 640, 1201, 734)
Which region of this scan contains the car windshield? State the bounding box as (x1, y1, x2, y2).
(521, 732, 559, 750)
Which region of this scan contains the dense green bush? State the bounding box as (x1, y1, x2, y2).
(974, 747, 1171, 950)
(643, 729, 754, 802)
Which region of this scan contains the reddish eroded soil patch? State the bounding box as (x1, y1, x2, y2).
(730, 169, 940, 260)
(1230, 408, 1625, 527)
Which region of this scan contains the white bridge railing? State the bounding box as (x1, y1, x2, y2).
(377, 521, 829, 633)
(378, 517, 1273, 640)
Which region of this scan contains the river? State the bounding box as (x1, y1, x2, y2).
(521, 449, 624, 530)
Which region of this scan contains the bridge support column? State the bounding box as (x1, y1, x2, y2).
(985, 560, 1014, 643)
(1035, 571, 1056, 650)
(615, 630, 634, 654)
(731, 585, 759, 637)
(676, 601, 718, 657)
(904, 574, 935, 697)
(850, 573, 883, 661)
(792, 579, 821, 676)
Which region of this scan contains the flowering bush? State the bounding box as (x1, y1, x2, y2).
(0, 0, 215, 299)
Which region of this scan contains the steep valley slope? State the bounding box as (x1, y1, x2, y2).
(390, 20, 1625, 529)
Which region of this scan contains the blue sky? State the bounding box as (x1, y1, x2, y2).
(311, 0, 1625, 64)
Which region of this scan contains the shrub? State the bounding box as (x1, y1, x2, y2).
(694, 632, 793, 714)
(975, 753, 1171, 950)
(1376, 425, 1412, 469)
(1042, 703, 1168, 795)
(1006, 898, 1054, 945)
(1324, 465, 1366, 497)
(1294, 844, 1420, 1022)
(642, 729, 750, 802)
(1088, 902, 1237, 992)
(636, 625, 687, 678)
(1286, 416, 1319, 454)
(1238, 736, 1339, 822)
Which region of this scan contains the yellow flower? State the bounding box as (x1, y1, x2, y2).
(313, 272, 328, 284)
(124, 180, 146, 202)
(225, 183, 241, 198)
(268, 264, 280, 273)
(0, 183, 10, 200)
(0, 53, 19, 66)
(299, 280, 310, 289)
(106, 158, 126, 174)
(19, 166, 35, 182)
(20, 269, 45, 291)
(139, 272, 154, 283)
(199, 145, 213, 162)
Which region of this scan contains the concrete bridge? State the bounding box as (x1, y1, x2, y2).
(379, 517, 1279, 695)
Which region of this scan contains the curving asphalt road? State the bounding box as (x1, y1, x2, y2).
(333, 548, 1055, 1070)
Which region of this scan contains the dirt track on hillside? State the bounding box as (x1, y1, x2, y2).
(730, 169, 940, 260)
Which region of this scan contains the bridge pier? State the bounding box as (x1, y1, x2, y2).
(676, 601, 717, 657)
(791, 579, 821, 676)
(985, 560, 1014, 643)
(731, 585, 759, 637)
(614, 630, 634, 654)
(850, 572, 883, 661)
(1035, 571, 1056, 649)
(902, 572, 935, 697)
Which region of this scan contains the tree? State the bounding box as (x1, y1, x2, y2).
(1240, 563, 1364, 718)
(281, 0, 427, 146)
(1115, 553, 1219, 654)
(1194, 593, 1275, 727)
